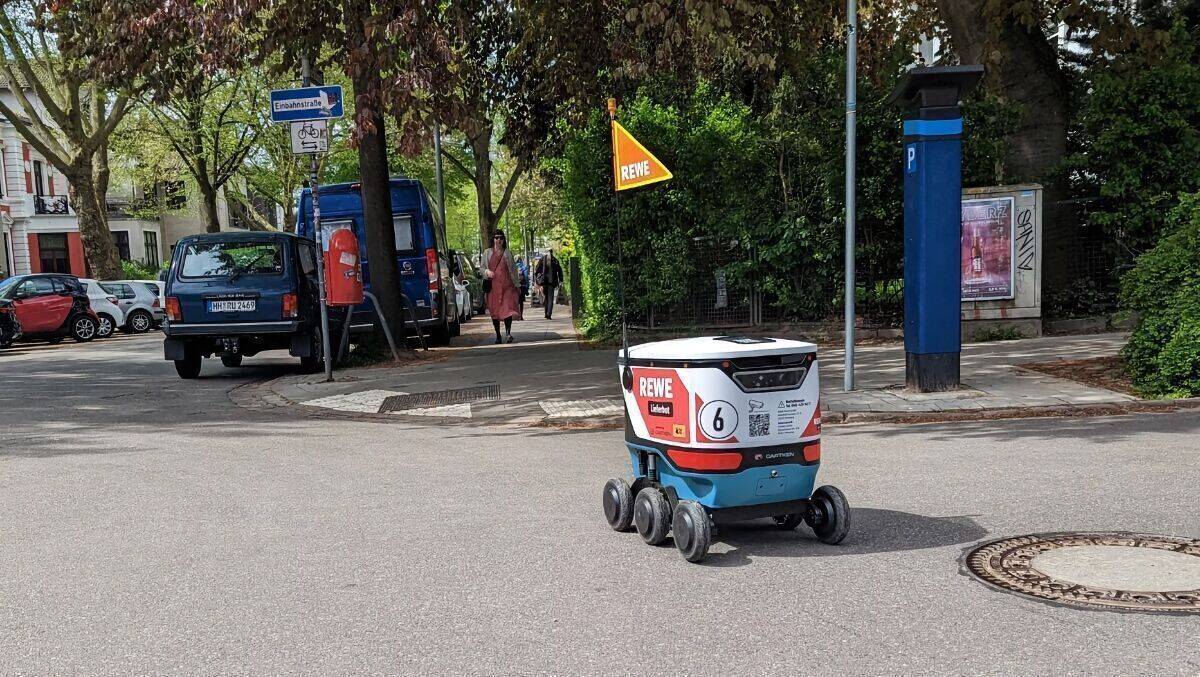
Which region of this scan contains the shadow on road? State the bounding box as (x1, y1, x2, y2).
(701, 508, 988, 568)
(849, 409, 1200, 445)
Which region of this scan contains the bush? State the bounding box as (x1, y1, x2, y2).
(120, 259, 165, 280)
(1120, 192, 1200, 397)
(1072, 20, 1200, 264)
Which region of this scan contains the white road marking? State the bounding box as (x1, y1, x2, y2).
(395, 403, 473, 418)
(539, 399, 623, 419)
(302, 389, 407, 413)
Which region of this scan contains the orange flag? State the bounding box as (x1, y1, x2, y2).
(611, 120, 673, 191)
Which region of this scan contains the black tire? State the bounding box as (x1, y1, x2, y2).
(126, 310, 153, 334)
(672, 501, 712, 563)
(773, 513, 804, 530)
(633, 487, 671, 546)
(602, 478, 634, 532)
(300, 327, 323, 373)
(96, 314, 116, 339)
(429, 320, 452, 346)
(805, 485, 851, 545)
(174, 355, 202, 379)
(221, 354, 243, 368)
(70, 315, 97, 342)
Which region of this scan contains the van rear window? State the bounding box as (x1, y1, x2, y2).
(394, 215, 417, 253)
(181, 241, 283, 278)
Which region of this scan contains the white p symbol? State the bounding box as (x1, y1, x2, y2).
(906, 146, 916, 172)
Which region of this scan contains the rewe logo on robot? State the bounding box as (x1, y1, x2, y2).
(638, 376, 673, 399)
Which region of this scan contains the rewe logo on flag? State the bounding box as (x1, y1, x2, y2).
(610, 120, 672, 191)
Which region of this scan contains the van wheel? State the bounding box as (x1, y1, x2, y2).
(221, 354, 243, 368)
(429, 320, 452, 346)
(300, 327, 323, 372)
(174, 355, 202, 379)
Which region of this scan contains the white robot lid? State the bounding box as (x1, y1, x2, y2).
(625, 336, 817, 361)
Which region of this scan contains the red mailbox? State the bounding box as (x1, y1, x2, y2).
(325, 227, 364, 306)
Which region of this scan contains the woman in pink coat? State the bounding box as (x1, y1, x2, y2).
(484, 230, 521, 344)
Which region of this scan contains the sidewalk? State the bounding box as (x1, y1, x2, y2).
(237, 308, 1186, 426)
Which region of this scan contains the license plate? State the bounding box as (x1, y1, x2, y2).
(209, 300, 256, 313)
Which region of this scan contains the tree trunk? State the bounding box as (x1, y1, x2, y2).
(69, 159, 122, 280)
(937, 0, 1069, 184)
(344, 0, 404, 341)
(470, 129, 499, 247)
(937, 0, 1073, 288)
(199, 180, 221, 233)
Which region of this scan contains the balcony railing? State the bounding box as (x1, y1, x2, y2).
(34, 195, 69, 215)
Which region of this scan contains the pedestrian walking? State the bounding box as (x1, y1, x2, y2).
(483, 230, 521, 344)
(535, 249, 564, 319)
(515, 255, 529, 318)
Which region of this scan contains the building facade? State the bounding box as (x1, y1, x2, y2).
(0, 85, 259, 279)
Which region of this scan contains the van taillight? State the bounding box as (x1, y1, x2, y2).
(165, 297, 182, 322)
(425, 248, 439, 291)
(282, 293, 298, 318)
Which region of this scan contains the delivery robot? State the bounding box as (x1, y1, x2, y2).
(602, 336, 850, 562)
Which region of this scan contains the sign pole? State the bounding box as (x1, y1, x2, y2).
(843, 0, 858, 392)
(433, 123, 447, 226)
(608, 99, 630, 388)
(302, 56, 334, 383)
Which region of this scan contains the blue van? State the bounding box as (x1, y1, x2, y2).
(296, 178, 460, 343)
(162, 231, 333, 378)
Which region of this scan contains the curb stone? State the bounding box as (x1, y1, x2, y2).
(229, 375, 1200, 429)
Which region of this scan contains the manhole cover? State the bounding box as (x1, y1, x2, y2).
(964, 532, 1200, 613)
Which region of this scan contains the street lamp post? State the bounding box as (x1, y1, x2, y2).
(843, 0, 858, 392)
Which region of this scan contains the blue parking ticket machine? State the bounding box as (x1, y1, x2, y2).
(888, 65, 983, 392)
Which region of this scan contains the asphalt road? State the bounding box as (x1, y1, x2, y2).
(1, 335, 1198, 675)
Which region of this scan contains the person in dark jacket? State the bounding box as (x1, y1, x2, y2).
(534, 250, 564, 319)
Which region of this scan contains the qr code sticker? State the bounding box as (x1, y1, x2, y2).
(749, 413, 770, 437)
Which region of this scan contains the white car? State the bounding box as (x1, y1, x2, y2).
(103, 280, 164, 333)
(80, 279, 125, 338)
(452, 253, 475, 323)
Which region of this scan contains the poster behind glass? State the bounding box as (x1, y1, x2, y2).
(961, 197, 1015, 301)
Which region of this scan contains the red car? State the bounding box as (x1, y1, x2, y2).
(0, 274, 99, 344)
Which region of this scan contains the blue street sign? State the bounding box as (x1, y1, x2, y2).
(270, 86, 344, 123)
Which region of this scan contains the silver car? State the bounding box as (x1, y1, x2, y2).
(101, 280, 164, 333)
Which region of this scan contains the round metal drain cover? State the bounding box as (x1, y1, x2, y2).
(965, 532, 1200, 613)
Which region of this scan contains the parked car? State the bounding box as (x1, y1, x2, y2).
(0, 274, 99, 343)
(163, 231, 337, 379)
(295, 177, 460, 344)
(80, 279, 125, 339)
(0, 297, 20, 348)
(452, 252, 474, 323)
(102, 280, 163, 332)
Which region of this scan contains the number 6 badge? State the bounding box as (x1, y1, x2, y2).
(698, 400, 738, 440)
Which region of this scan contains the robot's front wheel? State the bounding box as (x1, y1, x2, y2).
(672, 501, 711, 563)
(805, 485, 851, 544)
(633, 488, 671, 545)
(602, 478, 634, 531)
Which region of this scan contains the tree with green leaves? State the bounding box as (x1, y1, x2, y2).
(0, 2, 128, 279)
(141, 68, 268, 233)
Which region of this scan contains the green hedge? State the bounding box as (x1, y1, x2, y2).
(557, 60, 1015, 340)
(1121, 192, 1200, 397)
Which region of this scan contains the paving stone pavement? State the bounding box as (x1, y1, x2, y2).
(252, 308, 1151, 425)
